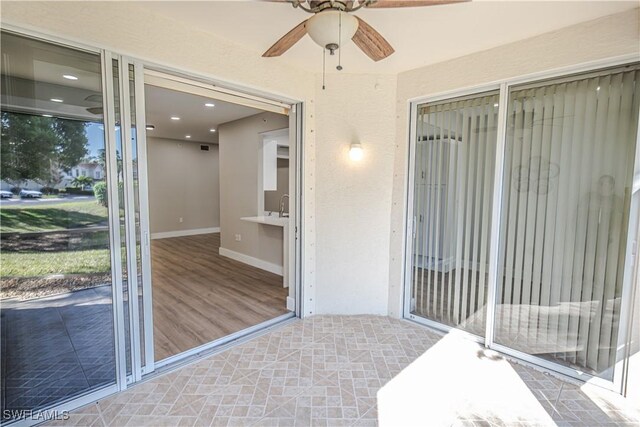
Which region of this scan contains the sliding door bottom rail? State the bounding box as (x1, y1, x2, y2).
(149, 312, 297, 375)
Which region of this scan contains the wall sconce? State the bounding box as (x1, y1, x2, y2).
(349, 142, 364, 161)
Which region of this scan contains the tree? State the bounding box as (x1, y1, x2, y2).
(1, 112, 88, 185)
(71, 175, 94, 188)
(97, 148, 122, 180)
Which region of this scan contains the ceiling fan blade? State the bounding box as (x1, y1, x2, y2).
(366, 0, 469, 8)
(351, 16, 394, 62)
(262, 20, 308, 57)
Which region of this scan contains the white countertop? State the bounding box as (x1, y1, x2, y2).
(240, 216, 289, 227)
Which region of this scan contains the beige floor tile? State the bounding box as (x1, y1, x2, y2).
(45, 315, 640, 427)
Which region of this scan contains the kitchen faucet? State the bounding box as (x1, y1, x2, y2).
(279, 194, 289, 218)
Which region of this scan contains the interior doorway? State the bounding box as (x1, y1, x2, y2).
(141, 72, 298, 364)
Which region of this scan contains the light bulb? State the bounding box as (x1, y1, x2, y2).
(349, 143, 364, 161)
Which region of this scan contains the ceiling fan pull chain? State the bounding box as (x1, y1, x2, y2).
(337, 11, 343, 71)
(322, 47, 326, 90)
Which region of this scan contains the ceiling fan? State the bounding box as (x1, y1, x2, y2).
(262, 0, 469, 62)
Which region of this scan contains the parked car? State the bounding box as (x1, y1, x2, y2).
(0, 190, 13, 199)
(19, 189, 43, 198)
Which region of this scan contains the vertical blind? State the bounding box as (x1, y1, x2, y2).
(411, 91, 499, 337)
(409, 64, 640, 381)
(494, 66, 640, 379)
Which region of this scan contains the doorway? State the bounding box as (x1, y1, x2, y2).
(139, 71, 299, 366)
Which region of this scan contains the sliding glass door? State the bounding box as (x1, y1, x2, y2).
(0, 32, 122, 422)
(408, 91, 499, 337)
(494, 66, 640, 380)
(0, 32, 154, 423)
(406, 63, 640, 385)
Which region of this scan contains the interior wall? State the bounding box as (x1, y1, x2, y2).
(313, 73, 397, 315)
(387, 9, 640, 319)
(147, 137, 219, 236)
(218, 111, 289, 268)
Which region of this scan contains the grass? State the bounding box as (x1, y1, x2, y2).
(0, 200, 140, 279)
(0, 248, 111, 277)
(0, 201, 108, 233)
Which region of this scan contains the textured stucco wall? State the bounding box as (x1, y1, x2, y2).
(313, 73, 397, 315)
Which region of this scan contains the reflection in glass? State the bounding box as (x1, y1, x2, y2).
(494, 66, 640, 379)
(0, 32, 116, 420)
(410, 92, 499, 337)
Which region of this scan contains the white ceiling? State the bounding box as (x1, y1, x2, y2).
(144, 0, 638, 74)
(144, 83, 262, 143)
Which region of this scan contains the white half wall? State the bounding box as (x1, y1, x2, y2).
(147, 136, 220, 235)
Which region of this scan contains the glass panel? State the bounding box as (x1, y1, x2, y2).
(494, 65, 640, 380)
(0, 32, 116, 421)
(410, 91, 499, 337)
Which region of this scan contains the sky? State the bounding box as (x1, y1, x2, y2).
(85, 122, 105, 158)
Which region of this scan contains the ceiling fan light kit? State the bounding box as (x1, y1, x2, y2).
(306, 10, 358, 53)
(262, 0, 469, 88)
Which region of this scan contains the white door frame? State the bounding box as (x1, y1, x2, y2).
(135, 67, 304, 372)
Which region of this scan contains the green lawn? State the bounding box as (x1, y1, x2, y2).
(0, 200, 141, 278)
(0, 248, 111, 277)
(0, 201, 108, 233)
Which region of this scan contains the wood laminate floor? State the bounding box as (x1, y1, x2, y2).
(151, 233, 289, 361)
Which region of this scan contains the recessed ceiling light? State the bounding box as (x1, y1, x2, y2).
(493, 103, 499, 107)
(597, 86, 601, 91)
(50, 98, 64, 103)
(170, 116, 180, 121)
(146, 125, 155, 130)
(209, 128, 216, 133)
(42, 114, 53, 118)
(205, 103, 215, 107)
(63, 74, 78, 80)
(185, 135, 191, 139)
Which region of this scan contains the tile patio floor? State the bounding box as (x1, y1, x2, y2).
(1, 286, 121, 414)
(47, 316, 640, 426)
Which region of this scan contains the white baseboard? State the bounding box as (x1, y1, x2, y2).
(151, 227, 220, 240)
(218, 247, 283, 276)
(286, 296, 295, 312)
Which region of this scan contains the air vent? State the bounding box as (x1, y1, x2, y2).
(200, 145, 210, 151)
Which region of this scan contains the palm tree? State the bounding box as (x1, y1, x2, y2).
(72, 175, 94, 189)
